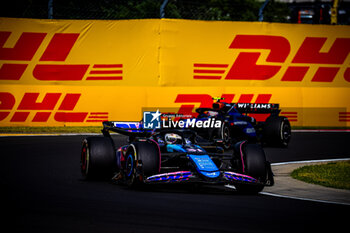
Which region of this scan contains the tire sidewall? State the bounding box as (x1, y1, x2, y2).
(263, 116, 291, 147)
(80, 137, 115, 180)
(235, 143, 267, 194)
(125, 144, 137, 186)
(81, 139, 89, 177)
(280, 117, 291, 147)
(219, 122, 232, 150)
(243, 144, 267, 181)
(124, 141, 160, 186)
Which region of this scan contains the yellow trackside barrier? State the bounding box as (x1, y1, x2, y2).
(1, 18, 349, 127)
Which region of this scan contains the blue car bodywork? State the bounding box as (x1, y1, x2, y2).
(193, 100, 291, 148)
(90, 122, 275, 193)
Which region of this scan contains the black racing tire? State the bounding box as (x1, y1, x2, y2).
(124, 140, 160, 186)
(81, 137, 115, 180)
(263, 116, 291, 147)
(218, 122, 232, 150)
(235, 143, 267, 194)
(124, 145, 137, 186)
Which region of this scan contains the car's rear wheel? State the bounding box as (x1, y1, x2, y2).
(235, 143, 267, 194)
(81, 137, 115, 180)
(263, 116, 291, 147)
(217, 122, 232, 150)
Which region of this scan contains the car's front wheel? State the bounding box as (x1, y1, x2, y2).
(124, 140, 160, 186)
(235, 143, 267, 194)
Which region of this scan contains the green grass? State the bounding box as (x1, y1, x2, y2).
(291, 161, 350, 190)
(0, 126, 102, 134)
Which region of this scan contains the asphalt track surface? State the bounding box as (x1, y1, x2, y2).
(1, 132, 350, 233)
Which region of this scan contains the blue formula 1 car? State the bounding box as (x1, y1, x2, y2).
(193, 98, 291, 149)
(80, 121, 274, 194)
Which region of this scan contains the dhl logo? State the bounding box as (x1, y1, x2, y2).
(339, 112, 350, 122)
(280, 112, 298, 122)
(0, 92, 108, 123)
(0, 32, 123, 81)
(194, 35, 350, 83)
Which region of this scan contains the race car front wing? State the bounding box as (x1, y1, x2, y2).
(144, 170, 268, 187)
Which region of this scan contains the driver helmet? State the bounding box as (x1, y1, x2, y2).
(165, 133, 182, 144)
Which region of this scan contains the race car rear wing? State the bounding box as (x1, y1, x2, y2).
(232, 103, 281, 114)
(212, 97, 281, 114)
(102, 121, 153, 137)
(103, 121, 142, 130)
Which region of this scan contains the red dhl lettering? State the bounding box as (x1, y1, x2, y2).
(1, 32, 349, 83)
(226, 35, 290, 80)
(0, 92, 109, 123)
(281, 112, 298, 122)
(194, 35, 350, 83)
(339, 112, 350, 122)
(39, 33, 79, 61)
(0, 32, 46, 61)
(0, 31, 123, 81)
